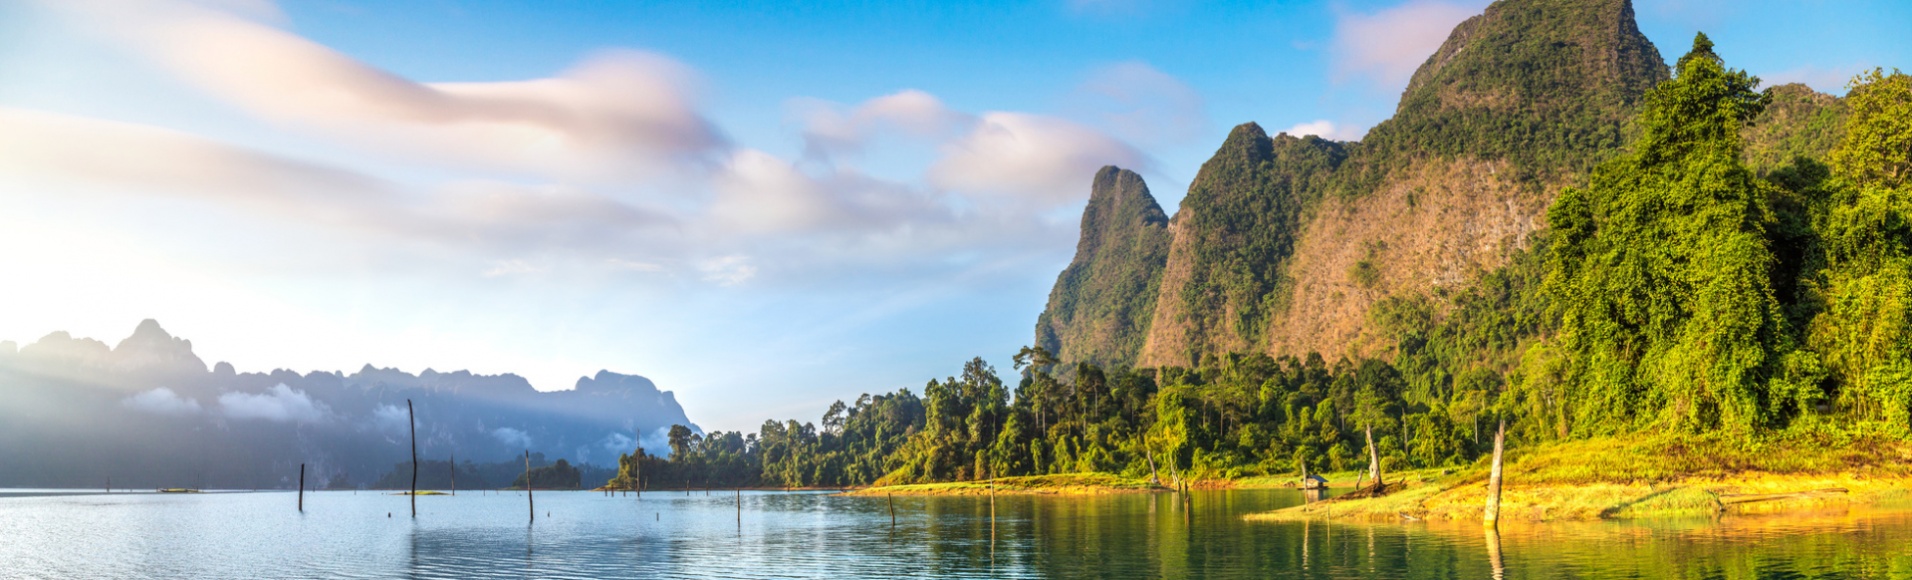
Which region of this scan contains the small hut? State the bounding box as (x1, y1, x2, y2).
(1301, 474, 1329, 490)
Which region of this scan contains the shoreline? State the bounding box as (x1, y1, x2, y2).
(1248, 435, 1912, 523)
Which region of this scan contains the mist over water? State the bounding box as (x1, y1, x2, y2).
(3, 489, 1909, 579)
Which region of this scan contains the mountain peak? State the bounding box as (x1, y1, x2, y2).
(1035, 167, 1173, 367)
(1366, 0, 1666, 174)
(112, 319, 206, 375)
(1080, 166, 1168, 254)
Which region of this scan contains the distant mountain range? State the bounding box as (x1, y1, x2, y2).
(0, 320, 694, 489)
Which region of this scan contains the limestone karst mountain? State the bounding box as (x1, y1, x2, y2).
(1036, 0, 1849, 370)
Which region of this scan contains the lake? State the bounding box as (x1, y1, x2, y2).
(3, 487, 1911, 578)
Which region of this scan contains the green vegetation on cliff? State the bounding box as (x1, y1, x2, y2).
(1350, 0, 1667, 189)
(1036, 167, 1171, 369)
(1123, 0, 1666, 370)
(1144, 128, 1345, 366)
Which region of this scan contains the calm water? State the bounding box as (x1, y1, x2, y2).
(3, 488, 1912, 579)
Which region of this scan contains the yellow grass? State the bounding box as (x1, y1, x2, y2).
(842, 473, 1163, 496)
(1248, 433, 1912, 523)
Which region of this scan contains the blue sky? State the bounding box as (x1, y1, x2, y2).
(1, 0, 1908, 433)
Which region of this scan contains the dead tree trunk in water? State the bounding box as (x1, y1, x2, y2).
(408, 399, 417, 518)
(1484, 420, 1506, 526)
(525, 450, 534, 523)
(1144, 447, 1161, 486)
(298, 463, 305, 513)
(1364, 423, 1382, 490)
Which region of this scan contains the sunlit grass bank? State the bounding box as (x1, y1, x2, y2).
(844, 473, 1163, 496)
(1249, 429, 1912, 523)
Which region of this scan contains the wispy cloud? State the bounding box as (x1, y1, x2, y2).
(795, 90, 969, 162)
(491, 426, 533, 448)
(1280, 119, 1367, 141)
(53, 0, 725, 183)
(929, 113, 1146, 202)
(1330, 1, 1483, 91)
(123, 387, 203, 416)
(218, 383, 329, 423)
(697, 255, 758, 286)
(1071, 61, 1208, 147)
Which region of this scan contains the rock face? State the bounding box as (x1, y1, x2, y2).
(1034, 166, 1171, 368)
(1039, 0, 1674, 368)
(1140, 126, 1346, 367)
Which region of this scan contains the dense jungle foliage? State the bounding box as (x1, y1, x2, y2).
(601, 38, 1912, 491)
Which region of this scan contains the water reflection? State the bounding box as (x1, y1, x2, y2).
(1485, 526, 1504, 580)
(2, 489, 1910, 578)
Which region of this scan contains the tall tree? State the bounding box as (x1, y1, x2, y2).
(1545, 33, 1785, 434)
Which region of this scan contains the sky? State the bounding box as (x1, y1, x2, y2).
(1, 0, 1908, 433)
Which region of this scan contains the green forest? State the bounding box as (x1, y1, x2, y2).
(604, 37, 1912, 491)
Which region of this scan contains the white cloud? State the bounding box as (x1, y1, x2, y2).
(491, 426, 533, 448)
(1281, 119, 1368, 141)
(1331, 1, 1482, 90)
(599, 432, 636, 453)
(371, 403, 410, 433)
(51, 0, 725, 182)
(0, 107, 390, 212)
(636, 425, 672, 456)
(796, 90, 970, 161)
(929, 113, 1146, 202)
(709, 149, 953, 236)
(11, 0, 1132, 296)
(697, 255, 758, 286)
(482, 259, 542, 278)
(218, 383, 328, 423)
(122, 387, 203, 416)
(1072, 61, 1207, 146)
(0, 108, 675, 259)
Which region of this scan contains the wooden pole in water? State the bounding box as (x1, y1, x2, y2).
(298, 463, 305, 513)
(888, 493, 896, 527)
(1484, 419, 1505, 526)
(525, 450, 534, 523)
(408, 399, 418, 518)
(736, 488, 742, 526)
(450, 451, 456, 496)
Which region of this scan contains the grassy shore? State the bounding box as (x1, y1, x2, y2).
(843, 473, 1164, 496)
(1248, 429, 1912, 523)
